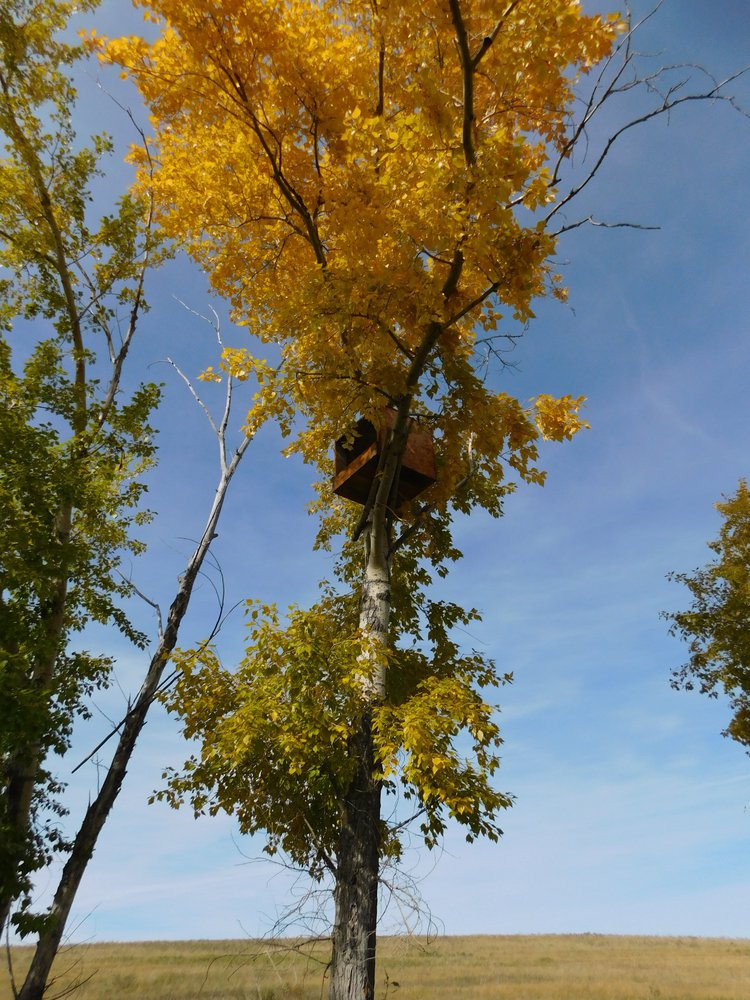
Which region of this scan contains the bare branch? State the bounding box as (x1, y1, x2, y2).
(119, 572, 164, 642)
(21, 315, 260, 989)
(546, 55, 749, 226)
(165, 356, 220, 438)
(443, 280, 499, 329)
(385, 327, 415, 360)
(70, 711, 127, 776)
(376, 35, 385, 117)
(547, 8, 643, 190)
(208, 50, 328, 267)
(173, 298, 233, 472)
(552, 215, 661, 237)
(301, 814, 338, 878)
(441, 248, 464, 300)
(390, 807, 427, 834)
(389, 467, 475, 558)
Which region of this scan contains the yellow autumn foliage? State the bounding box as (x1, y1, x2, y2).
(101, 0, 620, 506)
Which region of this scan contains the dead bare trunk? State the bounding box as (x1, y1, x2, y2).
(17, 571, 196, 1000)
(16, 442, 249, 1000)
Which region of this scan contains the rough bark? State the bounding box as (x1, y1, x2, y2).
(328, 713, 382, 1000)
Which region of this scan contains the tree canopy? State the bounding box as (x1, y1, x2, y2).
(0, 0, 160, 932)
(665, 480, 750, 749)
(158, 569, 514, 873)
(99, 4, 632, 996)
(105, 0, 620, 789)
(103, 0, 612, 490)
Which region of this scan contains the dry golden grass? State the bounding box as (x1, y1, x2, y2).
(4, 934, 749, 1000)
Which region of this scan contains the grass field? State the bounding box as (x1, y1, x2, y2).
(4, 935, 749, 1000)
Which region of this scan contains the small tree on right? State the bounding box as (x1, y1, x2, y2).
(664, 480, 750, 748)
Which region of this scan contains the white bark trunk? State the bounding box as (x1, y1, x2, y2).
(329, 442, 396, 999)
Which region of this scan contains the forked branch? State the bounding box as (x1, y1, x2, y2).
(541, 6, 749, 227)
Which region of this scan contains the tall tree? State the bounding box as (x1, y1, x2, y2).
(664, 480, 750, 749)
(0, 5, 271, 998)
(107, 2, 746, 998)
(0, 0, 159, 935)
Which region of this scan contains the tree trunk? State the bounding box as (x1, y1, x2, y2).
(329, 454, 395, 1000)
(0, 506, 73, 936)
(329, 714, 382, 1000)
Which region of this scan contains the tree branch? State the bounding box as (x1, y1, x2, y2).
(546, 63, 749, 226)
(471, 1, 522, 70)
(389, 467, 475, 558)
(165, 357, 219, 438)
(210, 52, 328, 268)
(551, 215, 660, 237)
(448, 0, 477, 168)
(301, 814, 338, 878)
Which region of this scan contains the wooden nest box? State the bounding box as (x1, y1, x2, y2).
(333, 408, 436, 507)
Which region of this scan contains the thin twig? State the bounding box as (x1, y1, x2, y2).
(552, 216, 660, 236)
(389, 467, 474, 557)
(120, 571, 164, 640)
(546, 65, 750, 226)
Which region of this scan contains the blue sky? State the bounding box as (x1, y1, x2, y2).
(15, 0, 750, 942)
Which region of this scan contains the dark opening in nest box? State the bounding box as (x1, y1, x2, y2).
(333, 408, 436, 507)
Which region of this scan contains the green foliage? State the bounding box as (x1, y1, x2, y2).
(159, 598, 361, 877)
(0, 0, 161, 932)
(159, 547, 512, 875)
(665, 480, 750, 748)
(159, 453, 512, 885)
